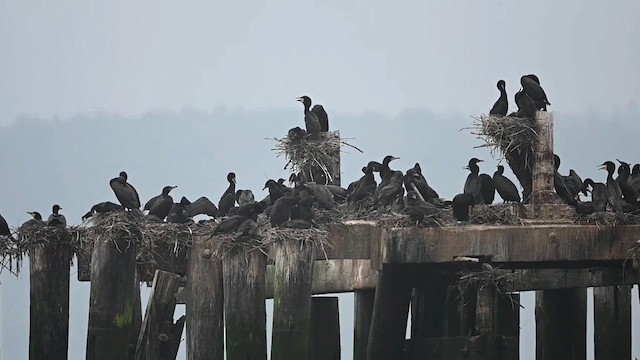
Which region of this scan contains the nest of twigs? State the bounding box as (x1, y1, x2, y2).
(457, 266, 519, 298)
(469, 204, 525, 225)
(470, 115, 539, 159)
(574, 211, 640, 226)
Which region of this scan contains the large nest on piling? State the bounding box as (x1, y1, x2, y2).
(457, 266, 520, 298)
(574, 211, 640, 226)
(469, 115, 539, 160)
(469, 204, 525, 225)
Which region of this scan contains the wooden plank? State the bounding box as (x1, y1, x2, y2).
(377, 225, 640, 267)
(367, 265, 413, 360)
(223, 247, 267, 360)
(134, 270, 182, 360)
(316, 222, 378, 260)
(508, 267, 640, 291)
(535, 288, 586, 360)
(594, 286, 631, 360)
(271, 239, 316, 360)
(86, 236, 138, 360)
(310, 297, 341, 360)
(405, 335, 518, 360)
(29, 237, 72, 360)
(185, 236, 224, 360)
(353, 290, 374, 360)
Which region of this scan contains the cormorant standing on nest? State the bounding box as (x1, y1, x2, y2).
(493, 165, 520, 203)
(463, 158, 484, 205)
(629, 164, 640, 196)
(600, 161, 625, 215)
(236, 189, 255, 206)
(148, 186, 177, 220)
(479, 174, 495, 204)
(512, 90, 537, 119)
(616, 160, 639, 206)
(452, 193, 475, 221)
(82, 202, 123, 220)
(521, 75, 550, 111)
(219, 172, 237, 215)
(582, 178, 607, 212)
(47, 204, 66, 227)
(167, 198, 190, 224)
(349, 166, 377, 203)
(264, 179, 286, 205)
(270, 196, 298, 227)
(296, 96, 321, 140)
(110, 171, 141, 214)
(376, 171, 405, 207)
(553, 155, 577, 206)
(287, 127, 308, 141)
(312, 104, 329, 132)
(23, 212, 45, 228)
(404, 190, 438, 222)
(0, 212, 11, 239)
(185, 197, 219, 218)
(489, 80, 508, 116)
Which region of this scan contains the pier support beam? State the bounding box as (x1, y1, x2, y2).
(353, 290, 374, 360)
(535, 288, 586, 360)
(186, 236, 224, 360)
(29, 233, 71, 360)
(594, 286, 631, 360)
(223, 247, 267, 360)
(310, 296, 341, 360)
(271, 239, 316, 359)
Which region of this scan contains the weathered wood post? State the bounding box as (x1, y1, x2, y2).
(367, 265, 413, 360)
(353, 290, 374, 360)
(129, 270, 142, 359)
(310, 296, 341, 360)
(86, 236, 139, 360)
(222, 247, 267, 360)
(593, 285, 631, 360)
(134, 270, 184, 360)
(29, 229, 72, 360)
(530, 111, 557, 205)
(186, 235, 224, 360)
(271, 239, 316, 359)
(410, 279, 449, 338)
(535, 288, 586, 360)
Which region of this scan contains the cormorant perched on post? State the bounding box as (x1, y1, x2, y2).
(521, 75, 550, 111)
(296, 96, 321, 140)
(452, 193, 475, 221)
(582, 179, 607, 212)
(148, 186, 177, 221)
(463, 158, 484, 205)
(512, 89, 537, 119)
(110, 171, 141, 214)
(493, 165, 520, 203)
(311, 104, 329, 132)
(47, 204, 67, 227)
(489, 80, 508, 116)
(0, 212, 11, 239)
(22, 212, 45, 228)
(219, 172, 237, 215)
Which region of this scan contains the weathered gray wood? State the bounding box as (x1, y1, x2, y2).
(406, 335, 518, 360)
(411, 280, 448, 338)
(496, 293, 520, 338)
(186, 236, 224, 360)
(223, 247, 267, 360)
(531, 111, 559, 205)
(509, 267, 640, 291)
(129, 269, 142, 359)
(86, 236, 138, 360)
(271, 239, 316, 360)
(134, 270, 182, 360)
(535, 288, 586, 360)
(447, 285, 476, 337)
(310, 297, 341, 360)
(594, 286, 631, 360)
(475, 285, 496, 335)
(29, 233, 72, 360)
(353, 290, 374, 360)
(367, 265, 413, 360)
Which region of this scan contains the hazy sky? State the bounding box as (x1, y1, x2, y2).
(2, 1, 640, 359)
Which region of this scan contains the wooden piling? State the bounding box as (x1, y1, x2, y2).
(353, 290, 374, 360)
(271, 239, 316, 360)
(535, 288, 586, 360)
(222, 247, 267, 360)
(134, 270, 184, 360)
(531, 111, 558, 205)
(29, 233, 72, 360)
(86, 236, 138, 360)
(594, 286, 631, 360)
(310, 296, 341, 360)
(411, 279, 448, 338)
(129, 269, 142, 359)
(186, 235, 224, 360)
(367, 265, 413, 360)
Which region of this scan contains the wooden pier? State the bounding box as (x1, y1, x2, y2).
(21, 111, 640, 359)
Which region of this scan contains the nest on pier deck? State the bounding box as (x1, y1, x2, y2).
(574, 211, 640, 227)
(456, 266, 521, 306)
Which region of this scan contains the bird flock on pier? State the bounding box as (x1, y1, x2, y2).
(1, 73, 639, 242)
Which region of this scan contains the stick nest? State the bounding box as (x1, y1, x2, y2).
(469, 204, 525, 225)
(574, 212, 640, 226)
(2, 226, 79, 275)
(469, 115, 539, 159)
(457, 266, 519, 295)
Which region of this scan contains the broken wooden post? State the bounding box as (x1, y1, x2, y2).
(271, 239, 316, 359)
(310, 296, 341, 360)
(29, 230, 72, 360)
(594, 286, 631, 360)
(531, 111, 556, 205)
(367, 265, 413, 360)
(222, 247, 267, 360)
(86, 236, 138, 360)
(411, 279, 449, 338)
(134, 270, 184, 360)
(186, 235, 224, 360)
(353, 290, 375, 360)
(535, 288, 586, 360)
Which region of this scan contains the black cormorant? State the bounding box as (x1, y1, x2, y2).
(213, 215, 247, 234)
(264, 179, 285, 205)
(412, 163, 439, 200)
(582, 178, 607, 212)
(22, 212, 45, 228)
(287, 127, 308, 141)
(404, 190, 438, 221)
(0, 213, 11, 238)
(463, 158, 484, 205)
(310, 184, 336, 210)
(349, 166, 377, 203)
(452, 193, 475, 221)
(375, 171, 404, 207)
(185, 196, 219, 218)
(218, 172, 237, 215)
(110, 171, 142, 213)
(167, 202, 190, 224)
(296, 96, 321, 140)
(489, 80, 508, 116)
(521, 75, 550, 111)
(148, 186, 177, 221)
(615, 160, 639, 206)
(493, 165, 520, 203)
(311, 104, 329, 132)
(478, 174, 495, 204)
(82, 201, 124, 220)
(513, 89, 537, 119)
(270, 196, 297, 227)
(564, 170, 583, 200)
(236, 189, 255, 206)
(600, 161, 625, 215)
(47, 205, 67, 227)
